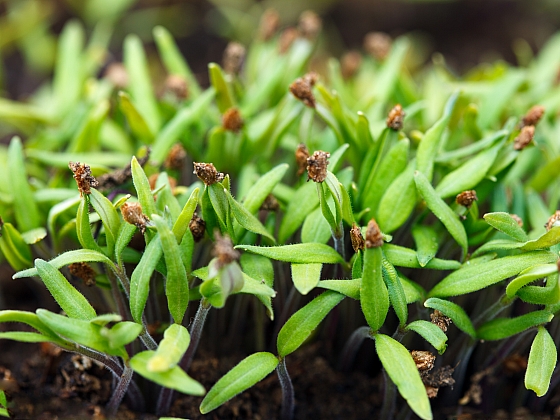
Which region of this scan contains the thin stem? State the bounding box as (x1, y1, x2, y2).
(181, 298, 211, 372)
(106, 269, 129, 321)
(473, 294, 514, 326)
(338, 326, 371, 371)
(277, 357, 295, 420)
(380, 369, 396, 420)
(73, 346, 145, 412)
(156, 387, 174, 417)
(106, 364, 134, 417)
(333, 223, 345, 261)
(139, 328, 158, 351)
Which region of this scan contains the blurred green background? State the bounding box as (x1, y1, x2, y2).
(1, 0, 560, 100)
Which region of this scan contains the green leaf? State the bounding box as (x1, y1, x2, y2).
(521, 227, 560, 251)
(414, 171, 468, 256)
(8, 137, 40, 232)
(517, 273, 560, 305)
(209, 63, 235, 113)
(13, 249, 117, 279)
(115, 222, 137, 266)
(435, 144, 501, 198)
(124, 34, 161, 133)
(0, 223, 32, 271)
(525, 327, 557, 397)
(118, 91, 153, 142)
(278, 182, 319, 243)
(36, 309, 121, 357)
(382, 258, 408, 327)
(100, 321, 142, 351)
(208, 183, 230, 233)
(35, 259, 97, 321)
(200, 352, 278, 414)
(405, 320, 448, 354)
(429, 251, 557, 298)
(0, 331, 57, 343)
(76, 197, 104, 254)
(477, 71, 524, 129)
(130, 236, 162, 323)
(53, 20, 84, 116)
(0, 310, 64, 342)
(130, 351, 205, 395)
(172, 188, 200, 242)
(148, 324, 190, 372)
(377, 162, 416, 233)
(151, 88, 216, 164)
(400, 274, 426, 304)
(362, 138, 409, 217)
(412, 225, 438, 267)
(131, 156, 157, 219)
(277, 291, 344, 357)
(242, 164, 289, 214)
(89, 188, 121, 254)
(153, 215, 189, 324)
(375, 334, 433, 420)
(483, 212, 528, 242)
(153, 26, 202, 97)
(236, 244, 344, 264)
(416, 91, 459, 182)
(226, 189, 275, 242)
(506, 264, 558, 298)
(361, 247, 389, 331)
(291, 263, 322, 295)
(20, 228, 47, 245)
(383, 244, 461, 270)
(424, 298, 476, 338)
(301, 208, 332, 244)
(240, 254, 275, 319)
(317, 279, 361, 300)
(477, 310, 553, 341)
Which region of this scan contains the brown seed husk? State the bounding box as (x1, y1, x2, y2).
(189, 212, 206, 242)
(521, 105, 545, 127)
(164, 74, 188, 100)
(510, 214, 523, 227)
(223, 42, 246, 75)
(104, 62, 128, 89)
(350, 224, 365, 252)
(259, 8, 280, 41)
(514, 125, 535, 150)
(296, 143, 310, 176)
(260, 194, 279, 212)
(430, 310, 452, 332)
(545, 210, 560, 231)
(164, 144, 187, 170)
(120, 202, 150, 234)
(279, 27, 299, 54)
(411, 350, 436, 372)
(298, 10, 322, 39)
(96, 151, 150, 191)
(289, 74, 317, 108)
(386, 104, 405, 130)
(222, 108, 244, 133)
(341, 50, 362, 79)
(69, 262, 96, 287)
(212, 232, 240, 268)
(306, 150, 330, 183)
(456, 190, 478, 208)
(365, 219, 383, 248)
(364, 32, 392, 60)
(193, 162, 225, 186)
(69, 162, 99, 197)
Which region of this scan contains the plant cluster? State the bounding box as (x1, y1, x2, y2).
(1, 9, 560, 420)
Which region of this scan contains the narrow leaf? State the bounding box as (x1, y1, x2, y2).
(375, 334, 433, 420)
(506, 264, 559, 298)
(226, 189, 275, 242)
(412, 225, 439, 267)
(291, 263, 322, 295)
(484, 212, 529, 242)
(424, 298, 476, 338)
(148, 324, 190, 372)
(131, 156, 157, 219)
(200, 352, 279, 414)
(277, 291, 344, 357)
(361, 247, 389, 331)
(236, 244, 344, 264)
(429, 251, 557, 298)
(414, 171, 468, 256)
(525, 327, 557, 397)
(130, 237, 162, 323)
(35, 259, 97, 321)
(477, 310, 553, 341)
(383, 244, 461, 270)
(405, 320, 448, 354)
